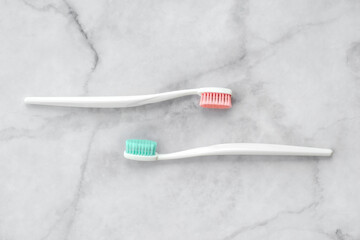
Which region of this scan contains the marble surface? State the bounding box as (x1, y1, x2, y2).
(1, 0, 360, 239)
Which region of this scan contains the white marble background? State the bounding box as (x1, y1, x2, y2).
(1, 0, 360, 239)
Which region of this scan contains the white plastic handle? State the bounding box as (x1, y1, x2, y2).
(24, 89, 198, 108)
(24, 88, 232, 108)
(156, 143, 333, 160)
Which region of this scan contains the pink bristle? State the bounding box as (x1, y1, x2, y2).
(199, 92, 232, 109)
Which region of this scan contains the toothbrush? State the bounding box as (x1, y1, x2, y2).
(24, 87, 232, 109)
(124, 139, 333, 161)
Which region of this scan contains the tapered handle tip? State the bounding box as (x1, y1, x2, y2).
(24, 97, 31, 104)
(24, 97, 43, 105)
(324, 148, 333, 156)
(24, 98, 31, 104)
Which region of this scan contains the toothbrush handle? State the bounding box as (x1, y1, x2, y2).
(157, 143, 333, 160)
(24, 89, 199, 108)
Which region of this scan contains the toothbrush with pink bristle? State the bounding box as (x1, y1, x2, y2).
(24, 87, 232, 109)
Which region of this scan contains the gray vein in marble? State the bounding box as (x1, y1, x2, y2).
(249, 16, 343, 69)
(22, 0, 59, 13)
(63, 0, 99, 72)
(316, 228, 357, 240)
(64, 124, 100, 240)
(63, 0, 99, 94)
(39, 205, 71, 240)
(309, 116, 360, 140)
(335, 229, 355, 240)
(0, 127, 34, 142)
(200, 54, 247, 77)
(160, 54, 246, 92)
(347, 42, 360, 77)
(223, 202, 318, 240)
(312, 160, 324, 207)
(269, 17, 341, 46)
(0, 111, 78, 142)
(22, 0, 99, 94)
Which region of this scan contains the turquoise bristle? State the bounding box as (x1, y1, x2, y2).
(125, 139, 157, 156)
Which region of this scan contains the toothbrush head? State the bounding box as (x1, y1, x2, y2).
(199, 88, 232, 109)
(124, 139, 158, 161)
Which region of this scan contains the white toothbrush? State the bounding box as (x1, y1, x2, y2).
(124, 139, 333, 161)
(24, 87, 232, 109)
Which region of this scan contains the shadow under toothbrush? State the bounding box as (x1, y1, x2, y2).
(124, 154, 333, 170)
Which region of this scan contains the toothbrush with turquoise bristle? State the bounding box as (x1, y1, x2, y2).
(124, 139, 333, 161)
(24, 87, 232, 109)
